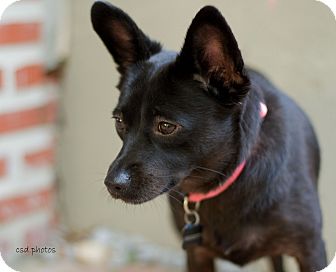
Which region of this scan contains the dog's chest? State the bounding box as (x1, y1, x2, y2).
(201, 217, 266, 264)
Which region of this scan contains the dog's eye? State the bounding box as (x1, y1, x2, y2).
(113, 116, 123, 123)
(112, 115, 127, 137)
(158, 121, 177, 135)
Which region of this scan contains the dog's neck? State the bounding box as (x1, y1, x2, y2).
(187, 99, 268, 203)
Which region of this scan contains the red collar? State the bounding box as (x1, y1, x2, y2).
(188, 102, 268, 203)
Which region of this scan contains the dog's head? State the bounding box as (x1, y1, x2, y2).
(91, 2, 251, 204)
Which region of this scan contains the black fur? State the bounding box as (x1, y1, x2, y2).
(91, 2, 327, 271)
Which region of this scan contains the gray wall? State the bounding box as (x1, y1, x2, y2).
(60, 0, 336, 270)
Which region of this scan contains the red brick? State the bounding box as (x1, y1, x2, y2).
(0, 101, 58, 134)
(25, 145, 55, 167)
(0, 187, 54, 223)
(16, 64, 45, 89)
(0, 159, 7, 178)
(0, 23, 41, 45)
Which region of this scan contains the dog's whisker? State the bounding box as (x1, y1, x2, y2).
(168, 189, 184, 198)
(187, 175, 213, 180)
(167, 193, 182, 205)
(194, 166, 228, 178)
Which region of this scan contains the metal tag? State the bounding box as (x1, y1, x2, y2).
(182, 223, 203, 249)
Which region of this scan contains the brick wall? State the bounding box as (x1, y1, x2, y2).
(0, 0, 59, 261)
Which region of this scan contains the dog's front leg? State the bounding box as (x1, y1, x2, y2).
(186, 247, 215, 272)
(295, 237, 327, 272)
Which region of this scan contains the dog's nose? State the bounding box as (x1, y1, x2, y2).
(105, 170, 131, 193)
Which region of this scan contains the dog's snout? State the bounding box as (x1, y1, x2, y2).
(105, 169, 131, 194)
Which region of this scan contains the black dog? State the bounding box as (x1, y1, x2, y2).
(91, 2, 327, 271)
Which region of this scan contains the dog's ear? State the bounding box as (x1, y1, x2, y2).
(91, 1, 161, 74)
(176, 6, 249, 104)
